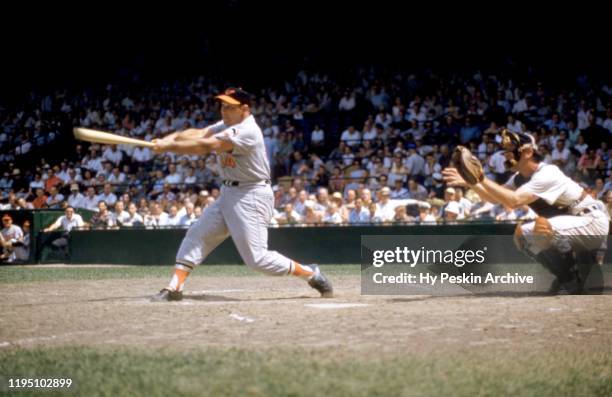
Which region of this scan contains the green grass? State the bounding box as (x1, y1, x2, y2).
(0, 347, 611, 397)
(0, 265, 359, 284)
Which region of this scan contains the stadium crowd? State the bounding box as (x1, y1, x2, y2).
(1, 65, 611, 245)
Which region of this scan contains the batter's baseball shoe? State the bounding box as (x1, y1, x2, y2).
(307, 264, 334, 298)
(151, 288, 183, 302)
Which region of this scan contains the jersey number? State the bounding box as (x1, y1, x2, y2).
(221, 154, 237, 168)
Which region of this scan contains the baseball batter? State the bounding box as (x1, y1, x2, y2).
(443, 129, 608, 293)
(151, 88, 333, 301)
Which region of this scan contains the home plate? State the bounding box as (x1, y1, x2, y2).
(304, 303, 369, 309)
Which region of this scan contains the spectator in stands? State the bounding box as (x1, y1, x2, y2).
(13, 219, 30, 261)
(96, 183, 117, 207)
(348, 198, 370, 224)
(166, 205, 182, 226)
(90, 201, 115, 229)
(443, 201, 461, 222)
(340, 126, 361, 148)
(144, 202, 169, 228)
(67, 184, 84, 209)
(302, 201, 321, 224)
(407, 178, 428, 201)
(180, 202, 197, 226)
(322, 202, 343, 224)
(377, 187, 397, 222)
(418, 202, 437, 223)
(120, 202, 144, 227)
(45, 186, 65, 209)
(112, 201, 130, 227)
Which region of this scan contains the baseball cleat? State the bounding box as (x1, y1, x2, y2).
(151, 288, 183, 302)
(307, 264, 334, 298)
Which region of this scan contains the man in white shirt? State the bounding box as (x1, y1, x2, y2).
(112, 201, 130, 226)
(107, 168, 126, 185)
(96, 183, 117, 207)
(551, 139, 570, 168)
(340, 126, 361, 148)
(338, 92, 356, 111)
(67, 184, 85, 209)
(132, 146, 153, 163)
(44, 206, 85, 233)
(179, 202, 197, 227)
(102, 145, 123, 166)
(42, 206, 85, 255)
(164, 163, 183, 185)
(310, 125, 325, 146)
(81, 186, 99, 211)
(166, 205, 183, 226)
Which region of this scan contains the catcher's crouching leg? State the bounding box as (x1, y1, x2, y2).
(514, 219, 580, 294)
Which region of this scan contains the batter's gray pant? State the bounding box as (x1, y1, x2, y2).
(176, 184, 291, 275)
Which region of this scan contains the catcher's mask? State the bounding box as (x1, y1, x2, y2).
(501, 129, 538, 171)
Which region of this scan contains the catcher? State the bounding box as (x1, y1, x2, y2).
(443, 129, 609, 293)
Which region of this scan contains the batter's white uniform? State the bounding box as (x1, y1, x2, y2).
(506, 163, 609, 255)
(175, 115, 292, 275)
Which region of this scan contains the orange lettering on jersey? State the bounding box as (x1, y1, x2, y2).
(222, 154, 237, 168)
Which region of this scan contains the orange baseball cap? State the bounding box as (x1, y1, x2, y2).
(215, 87, 252, 106)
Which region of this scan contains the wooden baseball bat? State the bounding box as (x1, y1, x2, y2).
(73, 127, 155, 148)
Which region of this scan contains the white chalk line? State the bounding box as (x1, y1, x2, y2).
(304, 303, 370, 309)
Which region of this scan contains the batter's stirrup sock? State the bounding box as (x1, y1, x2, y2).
(168, 263, 193, 292)
(289, 261, 316, 280)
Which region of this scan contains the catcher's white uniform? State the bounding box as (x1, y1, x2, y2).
(506, 163, 609, 255)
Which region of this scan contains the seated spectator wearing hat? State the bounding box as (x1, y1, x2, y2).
(330, 192, 348, 222)
(418, 202, 437, 223)
(322, 202, 343, 224)
(443, 201, 461, 222)
(441, 187, 465, 220)
(302, 200, 322, 224)
(67, 184, 85, 209)
(429, 172, 446, 199)
(1, 214, 23, 263)
(377, 187, 397, 222)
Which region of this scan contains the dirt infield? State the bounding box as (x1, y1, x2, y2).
(2, 271, 612, 356)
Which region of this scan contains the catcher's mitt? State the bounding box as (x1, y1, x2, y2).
(453, 146, 484, 185)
